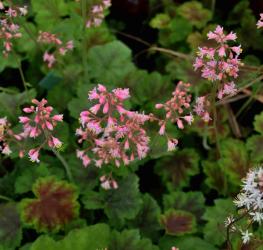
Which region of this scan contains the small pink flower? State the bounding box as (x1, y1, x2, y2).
(167, 139, 178, 151)
(52, 114, 63, 122)
(28, 148, 40, 163)
(159, 123, 166, 135)
(19, 116, 30, 123)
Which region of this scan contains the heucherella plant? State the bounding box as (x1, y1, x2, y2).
(0, 1, 27, 57)
(225, 167, 263, 247)
(86, 0, 111, 28)
(193, 25, 242, 100)
(76, 84, 151, 168)
(37, 31, 74, 68)
(19, 99, 63, 163)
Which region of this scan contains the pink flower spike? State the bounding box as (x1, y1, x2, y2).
(28, 148, 40, 163)
(90, 104, 101, 114)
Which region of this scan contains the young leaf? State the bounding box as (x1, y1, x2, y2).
(160, 209, 196, 236)
(177, 1, 212, 28)
(0, 203, 22, 250)
(20, 177, 79, 232)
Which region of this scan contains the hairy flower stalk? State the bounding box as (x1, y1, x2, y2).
(76, 84, 151, 168)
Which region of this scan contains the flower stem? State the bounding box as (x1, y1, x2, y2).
(81, 0, 88, 80)
(52, 149, 74, 182)
(0, 194, 13, 202)
(13, 51, 30, 101)
(212, 82, 220, 157)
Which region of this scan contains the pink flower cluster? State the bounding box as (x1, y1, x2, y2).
(155, 81, 193, 151)
(100, 175, 118, 190)
(193, 96, 211, 122)
(257, 14, 263, 29)
(76, 84, 151, 168)
(0, 117, 22, 156)
(37, 31, 73, 68)
(19, 99, 63, 163)
(193, 25, 242, 99)
(0, 3, 27, 57)
(86, 0, 111, 28)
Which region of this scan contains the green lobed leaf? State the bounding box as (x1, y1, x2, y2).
(247, 135, 263, 163)
(87, 41, 136, 85)
(254, 111, 263, 134)
(30, 223, 110, 250)
(159, 235, 218, 250)
(203, 199, 235, 246)
(109, 229, 159, 250)
(160, 209, 196, 236)
(129, 194, 161, 239)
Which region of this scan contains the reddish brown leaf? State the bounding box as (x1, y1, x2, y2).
(20, 177, 79, 232)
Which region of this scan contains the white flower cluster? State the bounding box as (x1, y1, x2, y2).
(233, 167, 263, 244)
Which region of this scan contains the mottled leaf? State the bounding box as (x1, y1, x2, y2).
(218, 139, 251, 186)
(20, 177, 79, 232)
(163, 191, 205, 222)
(177, 1, 212, 28)
(160, 209, 196, 236)
(155, 148, 199, 190)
